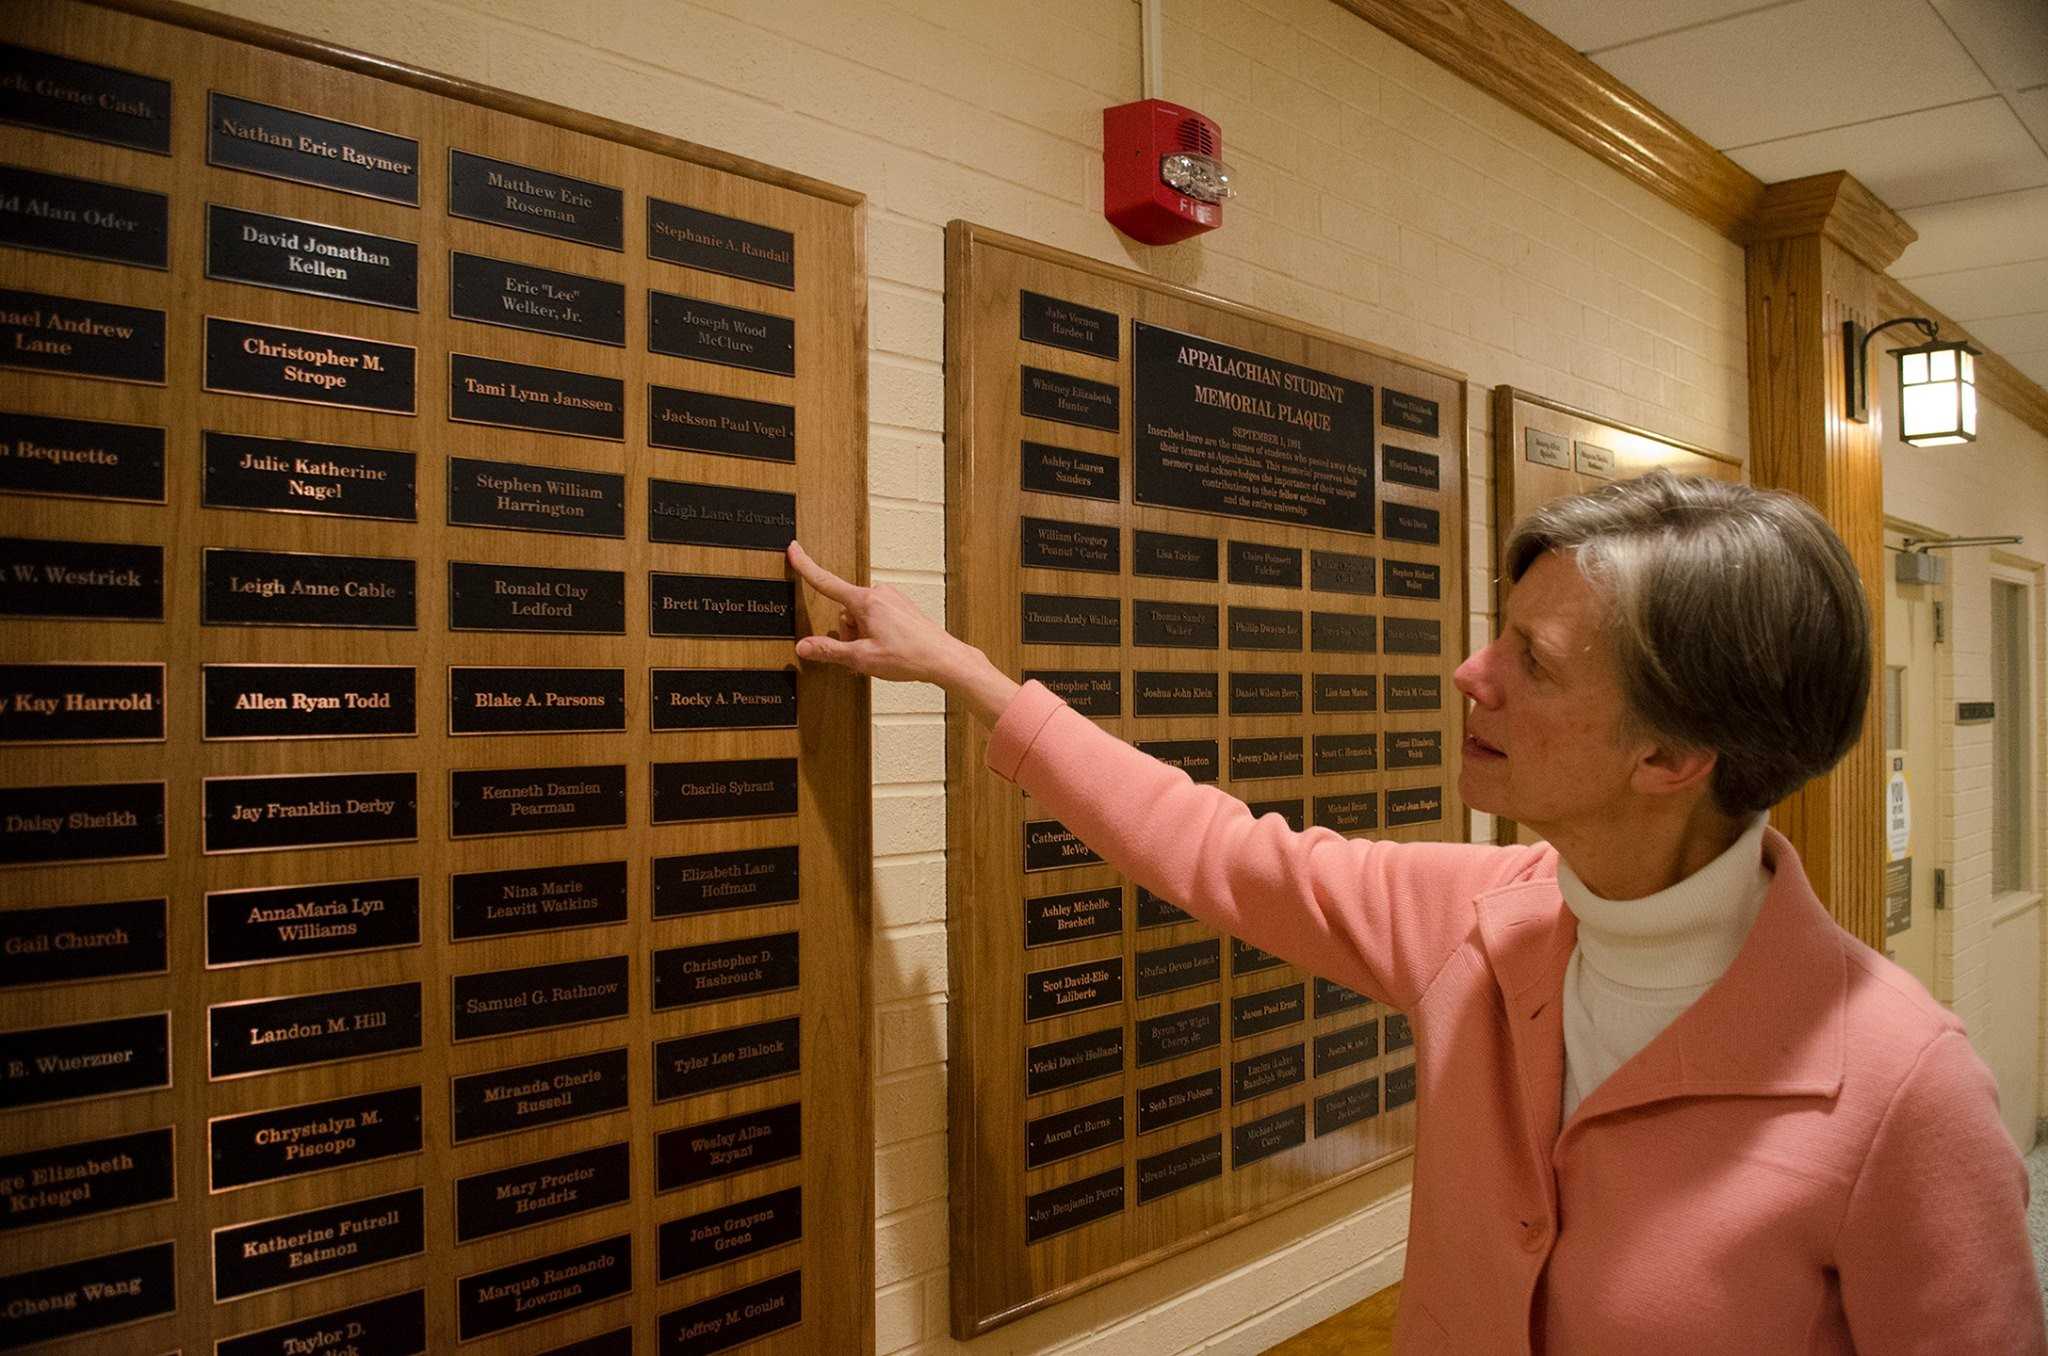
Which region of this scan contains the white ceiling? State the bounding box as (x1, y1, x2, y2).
(1508, 0, 2048, 392)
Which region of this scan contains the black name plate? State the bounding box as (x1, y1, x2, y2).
(204, 430, 415, 522)
(1310, 549, 1375, 596)
(209, 982, 422, 1080)
(1247, 798, 1306, 830)
(457, 1234, 632, 1343)
(0, 782, 162, 867)
(0, 286, 164, 383)
(1228, 606, 1302, 651)
(1132, 670, 1218, 717)
(205, 316, 413, 412)
(652, 757, 799, 824)
(649, 199, 793, 287)
(1231, 736, 1303, 781)
(453, 860, 628, 941)
(450, 352, 624, 439)
(1023, 818, 1101, 872)
(1382, 501, 1440, 546)
(654, 932, 798, 1009)
(1381, 675, 1440, 714)
(1026, 1026, 1123, 1096)
(1384, 729, 1442, 769)
(0, 1126, 172, 1233)
(1316, 1078, 1380, 1136)
(656, 1101, 801, 1191)
(452, 250, 623, 344)
(1137, 1069, 1222, 1134)
(654, 1014, 800, 1102)
(650, 478, 795, 551)
(1315, 1019, 1379, 1076)
(1386, 786, 1444, 827)
(659, 1270, 802, 1351)
(1229, 542, 1302, 588)
(1386, 1012, 1414, 1052)
(1027, 1094, 1124, 1168)
(1314, 978, 1370, 1017)
(456, 1140, 629, 1243)
(1025, 886, 1122, 949)
(203, 770, 417, 854)
(1314, 672, 1376, 713)
(651, 291, 794, 376)
(1137, 1003, 1221, 1066)
(1025, 670, 1122, 717)
(1310, 610, 1376, 654)
(1314, 732, 1377, 775)
(1022, 516, 1119, 573)
(1025, 956, 1123, 1021)
(210, 1085, 423, 1191)
(1232, 939, 1287, 975)
(1135, 887, 1192, 930)
(1022, 440, 1118, 501)
(447, 455, 623, 538)
(1382, 616, 1441, 655)
(1233, 983, 1305, 1038)
(660, 1186, 801, 1281)
(450, 666, 625, 735)
(1133, 599, 1219, 649)
(651, 572, 796, 638)
(1137, 1134, 1222, 1204)
(204, 548, 415, 629)
(1025, 1167, 1122, 1244)
(452, 1046, 629, 1144)
(0, 1239, 175, 1350)
(0, 536, 160, 620)
(1383, 558, 1441, 600)
(1314, 792, 1377, 834)
(1136, 738, 1219, 783)
(212, 1187, 424, 1301)
(206, 876, 420, 967)
(0, 164, 165, 268)
(208, 204, 416, 309)
(1387, 1062, 1417, 1109)
(1381, 388, 1439, 436)
(1021, 291, 1118, 359)
(1232, 1044, 1305, 1103)
(0, 410, 163, 503)
(650, 384, 795, 462)
(1136, 939, 1220, 997)
(1228, 671, 1302, 716)
(1382, 444, 1439, 489)
(203, 664, 414, 741)
(1131, 529, 1218, 580)
(1022, 592, 1120, 646)
(453, 955, 629, 1042)
(0, 897, 164, 989)
(1021, 365, 1119, 431)
(450, 561, 624, 635)
(1234, 1103, 1306, 1168)
(450, 148, 622, 248)
(0, 662, 162, 744)
(0, 42, 169, 153)
(211, 92, 418, 203)
(219, 1290, 426, 1356)
(654, 845, 799, 917)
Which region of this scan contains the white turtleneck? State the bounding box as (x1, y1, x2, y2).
(1558, 814, 1772, 1125)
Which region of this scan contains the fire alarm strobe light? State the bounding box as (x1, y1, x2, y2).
(1103, 98, 1234, 245)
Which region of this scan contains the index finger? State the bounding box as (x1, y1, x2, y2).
(786, 540, 863, 606)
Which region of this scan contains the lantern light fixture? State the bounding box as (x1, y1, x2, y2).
(1843, 316, 1981, 445)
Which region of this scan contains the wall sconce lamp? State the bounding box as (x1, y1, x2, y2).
(1844, 316, 1980, 445)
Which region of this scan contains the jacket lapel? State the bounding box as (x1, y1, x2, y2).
(1475, 879, 1578, 1165)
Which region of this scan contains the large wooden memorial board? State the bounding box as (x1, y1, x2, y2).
(0, 3, 871, 1351)
(945, 222, 1465, 1334)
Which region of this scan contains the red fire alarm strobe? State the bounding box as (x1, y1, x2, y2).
(1103, 98, 1234, 245)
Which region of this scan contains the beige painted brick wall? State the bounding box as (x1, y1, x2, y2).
(184, 0, 1751, 1347)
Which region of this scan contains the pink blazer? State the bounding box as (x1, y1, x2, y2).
(987, 681, 2046, 1355)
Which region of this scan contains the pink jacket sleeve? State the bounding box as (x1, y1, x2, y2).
(986, 680, 1548, 1011)
(1836, 1029, 2048, 1353)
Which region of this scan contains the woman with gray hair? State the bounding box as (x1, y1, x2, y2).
(786, 469, 2045, 1354)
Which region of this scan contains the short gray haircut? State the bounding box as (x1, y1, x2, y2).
(1503, 469, 1870, 817)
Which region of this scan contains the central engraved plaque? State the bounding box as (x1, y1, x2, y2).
(653, 931, 798, 1008)
(450, 250, 625, 344)
(203, 430, 416, 521)
(202, 770, 418, 854)
(0, 164, 168, 268)
(451, 1046, 629, 1144)
(452, 955, 630, 1041)
(457, 1234, 633, 1342)
(202, 547, 416, 629)
(212, 1187, 426, 1301)
(449, 764, 628, 838)
(449, 352, 625, 440)
(649, 198, 793, 286)
(449, 561, 625, 634)
(449, 148, 623, 248)
(208, 982, 423, 1079)
(650, 572, 796, 637)
(449, 666, 626, 735)
(447, 455, 625, 537)
(0, 410, 166, 504)
(207, 204, 418, 310)
(0, 536, 162, 621)
(650, 291, 795, 375)
(0, 661, 163, 744)
(203, 664, 416, 740)
(210, 92, 420, 203)
(0, 286, 166, 384)
(205, 316, 415, 413)
(210, 1085, 424, 1191)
